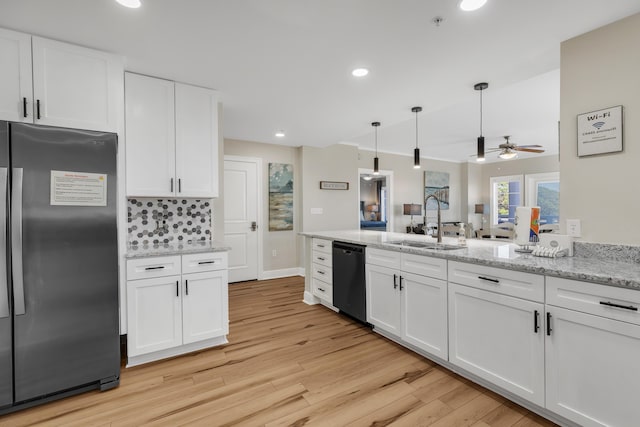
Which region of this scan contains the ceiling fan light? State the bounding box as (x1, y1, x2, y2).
(499, 149, 518, 160)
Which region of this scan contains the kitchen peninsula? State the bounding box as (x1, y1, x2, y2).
(302, 230, 640, 427)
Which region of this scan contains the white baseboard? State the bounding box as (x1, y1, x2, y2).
(126, 335, 228, 368)
(303, 290, 319, 305)
(261, 267, 304, 280)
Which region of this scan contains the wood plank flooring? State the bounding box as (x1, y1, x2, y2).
(0, 276, 558, 426)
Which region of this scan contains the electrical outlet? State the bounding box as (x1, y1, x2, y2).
(566, 219, 581, 237)
(272, 249, 277, 257)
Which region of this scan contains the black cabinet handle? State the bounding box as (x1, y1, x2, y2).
(317, 270, 325, 275)
(23, 97, 27, 118)
(399, 276, 404, 291)
(317, 257, 325, 261)
(36, 99, 41, 119)
(198, 261, 215, 265)
(178, 178, 182, 193)
(534, 310, 540, 333)
(185, 279, 189, 295)
(144, 266, 165, 271)
(600, 301, 638, 311)
(393, 274, 398, 289)
(478, 276, 500, 284)
(546, 312, 552, 336)
(170, 178, 174, 192)
(317, 244, 325, 248)
(318, 287, 325, 292)
(176, 281, 179, 297)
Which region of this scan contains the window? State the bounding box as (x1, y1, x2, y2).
(490, 175, 523, 225)
(526, 172, 560, 225)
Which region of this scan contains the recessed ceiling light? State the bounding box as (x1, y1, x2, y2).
(275, 131, 285, 138)
(116, 0, 141, 8)
(459, 0, 487, 11)
(352, 68, 369, 77)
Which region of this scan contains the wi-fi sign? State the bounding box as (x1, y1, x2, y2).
(592, 121, 606, 130)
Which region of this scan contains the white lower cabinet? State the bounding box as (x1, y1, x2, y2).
(366, 248, 447, 359)
(126, 252, 229, 366)
(127, 275, 183, 356)
(182, 270, 228, 344)
(448, 282, 545, 406)
(545, 277, 640, 427)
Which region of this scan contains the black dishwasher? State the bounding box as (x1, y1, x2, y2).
(332, 241, 367, 324)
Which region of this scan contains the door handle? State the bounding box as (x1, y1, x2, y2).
(11, 168, 25, 315)
(185, 279, 189, 295)
(176, 281, 179, 297)
(178, 178, 182, 193)
(36, 99, 41, 120)
(399, 276, 404, 291)
(170, 178, 174, 193)
(599, 301, 638, 311)
(534, 310, 540, 333)
(546, 312, 552, 336)
(22, 98, 28, 118)
(251, 221, 257, 231)
(0, 168, 8, 318)
(393, 274, 398, 289)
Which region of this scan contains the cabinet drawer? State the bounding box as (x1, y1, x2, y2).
(312, 250, 332, 267)
(182, 252, 228, 274)
(312, 264, 332, 284)
(547, 276, 640, 326)
(448, 261, 544, 303)
(312, 238, 332, 254)
(366, 248, 401, 270)
(401, 253, 447, 280)
(312, 277, 333, 303)
(127, 256, 181, 280)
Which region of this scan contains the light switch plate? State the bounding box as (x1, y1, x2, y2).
(566, 219, 581, 237)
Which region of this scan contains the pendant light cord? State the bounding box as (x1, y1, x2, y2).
(415, 111, 419, 148)
(480, 88, 484, 137)
(375, 127, 378, 156)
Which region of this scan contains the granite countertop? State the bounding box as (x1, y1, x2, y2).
(126, 240, 231, 259)
(301, 230, 640, 291)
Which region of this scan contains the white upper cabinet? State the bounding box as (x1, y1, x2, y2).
(125, 73, 220, 198)
(31, 37, 122, 132)
(175, 83, 219, 198)
(125, 73, 176, 197)
(0, 28, 122, 131)
(0, 28, 33, 123)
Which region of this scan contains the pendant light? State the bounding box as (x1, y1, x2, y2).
(372, 121, 380, 175)
(412, 106, 422, 169)
(474, 82, 488, 162)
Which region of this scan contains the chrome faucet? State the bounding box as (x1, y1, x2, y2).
(423, 194, 442, 243)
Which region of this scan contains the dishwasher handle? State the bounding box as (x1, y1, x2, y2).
(332, 241, 365, 253)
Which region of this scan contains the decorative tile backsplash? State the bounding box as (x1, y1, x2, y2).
(127, 198, 212, 246)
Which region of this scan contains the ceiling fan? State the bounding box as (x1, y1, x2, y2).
(472, 136, 545, 160)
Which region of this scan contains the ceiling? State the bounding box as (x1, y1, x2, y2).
(2, 1, 639, 163)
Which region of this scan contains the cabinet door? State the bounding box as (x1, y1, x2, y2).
(32, 37, 121, 132)
(0, 28, 33, 122)
(175, 83, 219, 197)
(127, 275, 182, 357)
(182, 270, 228, 344)
(546, 306, 640, 427)
(448, 283, 545, 406)
(366, 264, 401, 335)
(125, 73, 176, 197)
(401, 272, 448, 359)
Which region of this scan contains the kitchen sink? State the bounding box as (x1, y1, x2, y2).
(386, 240, 464, 250)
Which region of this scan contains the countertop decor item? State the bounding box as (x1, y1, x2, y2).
(403, 203, 421, 233)
(577, 105, 623, 157)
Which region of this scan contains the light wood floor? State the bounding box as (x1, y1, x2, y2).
(0, 276, 558, 426)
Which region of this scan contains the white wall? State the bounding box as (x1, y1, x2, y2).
(560, 12, 640, 244)
(301, 144, 359, 232)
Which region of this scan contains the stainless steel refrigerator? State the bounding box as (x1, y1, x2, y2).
(0, 122, 120, 414)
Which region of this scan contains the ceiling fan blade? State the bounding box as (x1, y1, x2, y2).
(515, 144, 543, 148)
(514, 147, 545, 153)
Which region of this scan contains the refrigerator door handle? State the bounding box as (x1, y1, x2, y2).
(11, 168, 25, 316)
(0, 168, 8, 318)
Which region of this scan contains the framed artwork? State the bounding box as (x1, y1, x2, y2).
(424, 171, 450, 210)
(269, 163, 293, 231)
(577, 105, 623, 157)
(320, 181, 349, 190)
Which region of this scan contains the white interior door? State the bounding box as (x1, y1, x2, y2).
(224, 157, 259, 283)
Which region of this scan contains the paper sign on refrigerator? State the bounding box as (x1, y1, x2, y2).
(50, 170, 107, 206)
